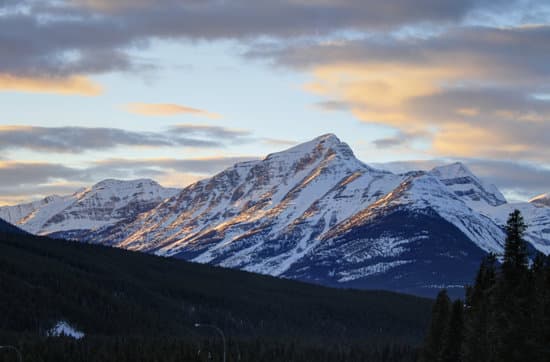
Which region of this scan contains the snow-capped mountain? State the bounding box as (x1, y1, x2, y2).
(0, 179, 179, 239)
(2, 134, 549, 296)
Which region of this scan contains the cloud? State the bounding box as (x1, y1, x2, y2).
(0, 155, 257, 205)
(0, 125, 253, 153)
(261, 138, 298, 147)
(0, 74, 102, 95)
(372, 130, 431, 149)
(0, 182, 86, 206)
(168, 124, 252, 142)
(92, 156, 257, 175)
(248, 24, 550, 163)
(0, 161, 88, 187)
(466, 160, 550, 196)
(314, 100, 351, 112)
(125, 103, 221, 118)
(0, 0, 523, 85)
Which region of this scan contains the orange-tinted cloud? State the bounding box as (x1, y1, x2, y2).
(306, 62, 463, 127)
(125, 103, 221, 119)
(0, 74, 102, 96)
(300, 55, 550, 162)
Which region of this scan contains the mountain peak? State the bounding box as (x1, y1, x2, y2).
(267, 133, 361, 166)
(314, 133, 340, 144)
(430, 162, 474, 180)
(91, 178, 160, 190)
(429, 162, 506, 207)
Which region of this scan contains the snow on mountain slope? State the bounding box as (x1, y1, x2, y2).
(429, 163, 550, 253)
(326, 173, 506, 254)
(530, 193, 550, 207)
(99, 135, 404, 266)
(0, 195, 69, 227)
(429, 162, 506, 209)
(0, 179, 179, 237)
(479, 201, 550, 254)
(284, 207, 490, 297)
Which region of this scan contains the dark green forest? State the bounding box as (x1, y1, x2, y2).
(420, 210, 550, 362)
(0, 230, 432, 361)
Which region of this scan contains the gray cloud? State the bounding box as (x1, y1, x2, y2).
(92, 156, 257, 175)
(250, 25, 550, 82)
(315, 100, 351, 112)
(168, 124, 252, 143)
(466, 160, 550, 199)
(0, 0, 522, 77)
(0, 162, 89, 188)
(372, 130, 430, 149)
(406, 87, 550, 121)
(261, 138, 298, 147)
(372, 137, 407, 149)
(0, 155, 258, 204)
(0, 125, 253, 153)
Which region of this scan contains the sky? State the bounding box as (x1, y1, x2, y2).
(1, 0, 549, 205)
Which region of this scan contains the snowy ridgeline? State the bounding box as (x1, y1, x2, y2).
(47, 321, 85, 340)
(0, 134, 549, 296)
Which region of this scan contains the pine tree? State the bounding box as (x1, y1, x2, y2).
(493, 209, 531, 362)
(462, 254, 496, 362)
(538, 255, 550, 361)
(527, 253, 547, 361)
(440, 300, 464, 362)
(502, 209, 528, 281)
(420, 290, 451, 362)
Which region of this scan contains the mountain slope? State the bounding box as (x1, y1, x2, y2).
(429, 162, 506, 208)
(0, 179, 179, 239)
(0, 229, 432, 344)
(3, 134, 549, 297)
(279, 172, 504, 295)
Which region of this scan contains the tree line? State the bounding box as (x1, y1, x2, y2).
(0, 229, 432, 361)
(420, 210, 550, 362)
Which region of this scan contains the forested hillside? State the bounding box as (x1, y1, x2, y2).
(0, 230, 432, 361)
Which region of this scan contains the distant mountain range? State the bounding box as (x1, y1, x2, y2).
(2, 134, 549, 296)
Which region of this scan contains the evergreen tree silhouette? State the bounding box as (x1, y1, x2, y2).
(420, 290, 451, 362)
(462, 254, 496, 362)
(440, 299, 464, 362)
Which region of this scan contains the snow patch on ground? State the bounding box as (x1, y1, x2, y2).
(47, 321, 85, 339)
(337, 260, 413, 282)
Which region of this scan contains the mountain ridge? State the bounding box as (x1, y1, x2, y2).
(2, 134, 549, 296)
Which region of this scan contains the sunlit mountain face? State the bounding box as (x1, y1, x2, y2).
(3, 135, 549, 297)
